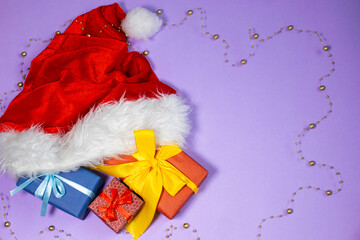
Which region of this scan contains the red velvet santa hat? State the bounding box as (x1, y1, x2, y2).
(0, 3, 190, 178)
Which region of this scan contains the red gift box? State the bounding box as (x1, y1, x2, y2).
(89, 178, 144, 232)
(104, 151, 208, 219)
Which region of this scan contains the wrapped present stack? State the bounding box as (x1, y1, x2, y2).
(0, 3, 208, 239)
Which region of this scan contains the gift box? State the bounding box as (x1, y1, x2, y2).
(93, 130, 208, 238)
(89, 178, 144, 233)
(104, 151, 208, 219)
(14, 167, 104, 219)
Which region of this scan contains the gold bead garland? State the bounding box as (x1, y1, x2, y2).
(38, 224, 74, 239)
(164, 222, 200, 239)
(1, 192, 75, 240)
(1, 194, 18, 240)
(160, 8, 342, 240)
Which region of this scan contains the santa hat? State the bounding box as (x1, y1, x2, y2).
(0, 3, 190, 178)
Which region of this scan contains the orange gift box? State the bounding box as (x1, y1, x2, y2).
(104, 151, 208, 219)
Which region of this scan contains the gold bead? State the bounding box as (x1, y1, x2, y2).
(4, 221, 11, 227)
(326, 190, 333, 196)
(323, 46, 329, 51)
(240, 59, 247, 65)
(156, 9, 163, 15)
(253, 33, 259, 39)
(21, 51, 27, 57)
(86, 34, 91, 37)
(126, 42, 131, 46)
(183, 223, 190, 229)
(309, 123, 316, 129)
(309, 161, 316, 166)
(48, 225, 55, 231)
(287, 25, 294, 30)
(187, 10, 193, 15)
(17, 82, 24, 88)
(319, 85, 326, 91)
(213, 34, 219, 40)
(143, 50, 149, 56)
(55, 31, 61, 35)
(286, 208, 293, 214)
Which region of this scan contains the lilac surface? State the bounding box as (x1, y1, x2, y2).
(0, 0, 360, 240)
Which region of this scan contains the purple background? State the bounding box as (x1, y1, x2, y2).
(1, 0, 360, 239)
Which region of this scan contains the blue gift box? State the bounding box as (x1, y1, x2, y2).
(16, 167, 104, 220)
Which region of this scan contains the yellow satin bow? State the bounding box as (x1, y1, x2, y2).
(94, 130, 198, 239)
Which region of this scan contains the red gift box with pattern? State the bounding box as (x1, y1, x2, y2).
(89, 178, 144, 233)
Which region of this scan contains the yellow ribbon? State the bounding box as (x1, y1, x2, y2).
(94, 130, 198, 239)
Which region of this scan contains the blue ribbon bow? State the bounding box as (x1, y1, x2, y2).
(10, 173, 95, 216)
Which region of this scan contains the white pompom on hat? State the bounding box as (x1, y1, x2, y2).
(121, 7, 163, 40)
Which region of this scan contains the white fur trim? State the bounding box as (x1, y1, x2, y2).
(0, 94, 190, 178)
(121, 7, 162, 40)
